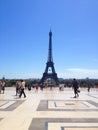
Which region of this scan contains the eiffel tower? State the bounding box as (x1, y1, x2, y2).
(40, 30, 59, 84)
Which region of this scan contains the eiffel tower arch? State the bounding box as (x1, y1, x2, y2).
(40, 30, 59, 85)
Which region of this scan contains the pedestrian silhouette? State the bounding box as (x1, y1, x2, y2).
(72, 78, 80, 98)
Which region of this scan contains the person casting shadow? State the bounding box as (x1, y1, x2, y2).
(72, 78, 79, 98)
(19, 80, 26, 98)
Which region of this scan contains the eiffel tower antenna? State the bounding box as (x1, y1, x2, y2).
(40, 30, 59, 84)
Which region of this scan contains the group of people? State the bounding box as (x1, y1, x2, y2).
(0, 80, 6, 94)
(59, 79, 80, 98)
(15, 81, 46, 98)
(15, 78, 80, 98)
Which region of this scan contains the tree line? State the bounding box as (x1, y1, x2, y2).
(2, 78, 98, 88)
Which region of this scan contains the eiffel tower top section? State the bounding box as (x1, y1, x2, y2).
(47, 29, 53, 62)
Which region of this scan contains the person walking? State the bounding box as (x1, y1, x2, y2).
(15, 81, 20, 96)
(35, 83, 39, 92)
(0, 81, 2, 94)
(40, 83, 44, 91)
(19, 80, 26, 98)
(72, 78, 79, 98)
(2, 81, 5, 94)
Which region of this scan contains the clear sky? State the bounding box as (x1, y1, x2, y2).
(0, 0, 98, 79)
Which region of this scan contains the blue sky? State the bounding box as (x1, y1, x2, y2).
(0, 0, 98, 79)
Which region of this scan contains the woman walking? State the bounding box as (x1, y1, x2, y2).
(19, 80, 26, 98)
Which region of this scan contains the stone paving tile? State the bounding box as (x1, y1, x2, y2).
(29, 118, 98, 130)
(0, 87, 98, 130)
(37, 100, 98, 111)
(0, 100, 25, 111)
(87, 94, 98, 99)
(0, 118, 3, 121)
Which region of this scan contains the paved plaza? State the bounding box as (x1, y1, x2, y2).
(0, 87, 98, 130)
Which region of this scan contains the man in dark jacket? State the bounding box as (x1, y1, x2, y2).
(72, 78, 79, 98)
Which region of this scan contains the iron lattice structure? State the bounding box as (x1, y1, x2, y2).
(40, 30, 59, 84)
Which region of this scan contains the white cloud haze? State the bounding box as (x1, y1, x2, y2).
(59, 68, 98, 79)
